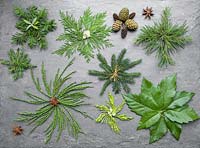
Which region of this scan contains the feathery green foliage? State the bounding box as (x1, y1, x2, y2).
(12, 6, 56, 49)
(11, 59, 92, 143)
(0, 48, 36, 80)
(54, 8, 112, 62)
(135, 7, 192, 67)
(96, 93, 132, 133)
(124, 74, 199, 143)
(89, 49, 142, 95)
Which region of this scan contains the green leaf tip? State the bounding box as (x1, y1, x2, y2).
(124, 74, 198, 143)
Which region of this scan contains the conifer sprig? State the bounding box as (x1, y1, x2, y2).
(0, 48, 36, 80)
(12, 6, 56, 49)
(89, 49, 142, 95)
(11, 59, 92, 143)
(54, 8, 112, 62)
(96, 93, 133, 133)
(135, 7, 192, 67)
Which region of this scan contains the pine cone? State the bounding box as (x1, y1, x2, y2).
(119, 8, 129, 22)
(113, 13, 119, 21)
(112, 20, 122, 32)
(129, 12, 136, 19)
(125, 19, 138, 30)
(121, 25, 128, 38)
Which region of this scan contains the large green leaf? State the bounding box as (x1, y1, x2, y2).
(165, 118, 182, 140)
(149, 117, 167, 143)
(123, 94, 154, 116)
(138, 111, 161, 130)
(164, 106, 199, 124)
(168, 91, 194, 109)
(124, 74, 199, 143)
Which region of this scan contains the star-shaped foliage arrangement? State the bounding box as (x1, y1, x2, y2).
(89, 49, 142, 95)
(54, 8, 112, 62)
(11, 59, 92, 143)
(96, 93, 133, 133)
(12, 6, 56, 49)
(135, 7, 192, 67)
(0, 48, 36, 80)
(123, 74, 199, 143)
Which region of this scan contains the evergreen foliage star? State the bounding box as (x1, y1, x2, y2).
(11, 59, 92, 143)
(89, 49, 142, 95)
(54, 8, 112, 62)
(0, 48, 36, 80)
(12, 6, 56, 49)
(96, 93, 133, 134)
(135, 7, 192, 67)
(124, 74, 199, 143)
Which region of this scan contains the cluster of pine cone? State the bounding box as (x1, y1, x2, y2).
(112, 8, 138, 38)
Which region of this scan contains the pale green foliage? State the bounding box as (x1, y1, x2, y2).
(89, 49, 142, 95)
(11, 59, 92, 143)
(54, 8, 112, 62)
(0, 48, 36, 80)
(124, 74, 199, 143)
(96, 93, 133, 134)
(12, 6, 56, 49)
(135, 7, 192, 67)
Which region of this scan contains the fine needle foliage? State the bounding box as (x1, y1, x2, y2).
(123, 74, 199, 143)
(89, 49, 142, 95)
(54, 8, 112, 62)
(135, 7, 192, 67)
(0, 48, 36, 80)
(10, 59, 92, 143)
(96, 93, 133, 134)
(12, 6, 56, 49)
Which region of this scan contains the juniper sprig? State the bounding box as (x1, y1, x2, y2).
(11, 59, 92, 143)
(89, 49, 142, 95)
(0, 48, 36, 80)
(54, 8, 112, 62)
(135, 7, 192, 67)
(12, 6, 56, 49)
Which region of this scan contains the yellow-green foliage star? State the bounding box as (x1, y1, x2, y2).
(96, 93, 133, 133)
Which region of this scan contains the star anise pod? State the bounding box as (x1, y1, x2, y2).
(143, 7, 154, 19)
(13, 125, 23, 136)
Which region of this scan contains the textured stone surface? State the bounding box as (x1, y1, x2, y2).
(0, 0, 200, 147)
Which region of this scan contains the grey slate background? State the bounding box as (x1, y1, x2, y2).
(0, 0, 200, 147)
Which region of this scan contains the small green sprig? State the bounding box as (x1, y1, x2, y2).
(0, 48, 36, 80)
(11, 59, 92, 143)
(135, 7, 192, 67)
(12, 6, 56, 49)
(54, 8, 112, 62)
(124, 74, 199, 143)
(96, 93, 133, 134)
(89, 49, 142, 95)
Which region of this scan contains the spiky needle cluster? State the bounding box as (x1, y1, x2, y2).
(0, 48, 36, 80)
(11, 59, 92, 143)
(54, 8, 112, 62)
(96, 93, 133, 134)
(89, 49, 142, 95)
(12, 6, 56, 49)
(135, 7, 192, 67)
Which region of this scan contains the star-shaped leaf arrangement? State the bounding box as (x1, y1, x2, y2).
(11, 59, 92, 143)
(89, 49, 142, 95)
(123, 74, 199, 143)
(96, 93, 133, 134)
(12, 6, 56, 49)
(135, 7, 192, 67)
(0, 48, 36, 80)
(53, 8, 112, 62)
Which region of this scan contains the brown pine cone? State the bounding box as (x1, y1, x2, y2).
(129, 12, 136, 19)
(112, 20, 122, 32)
(113, 13, 119, 21)
(121, 25, 128, 38)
